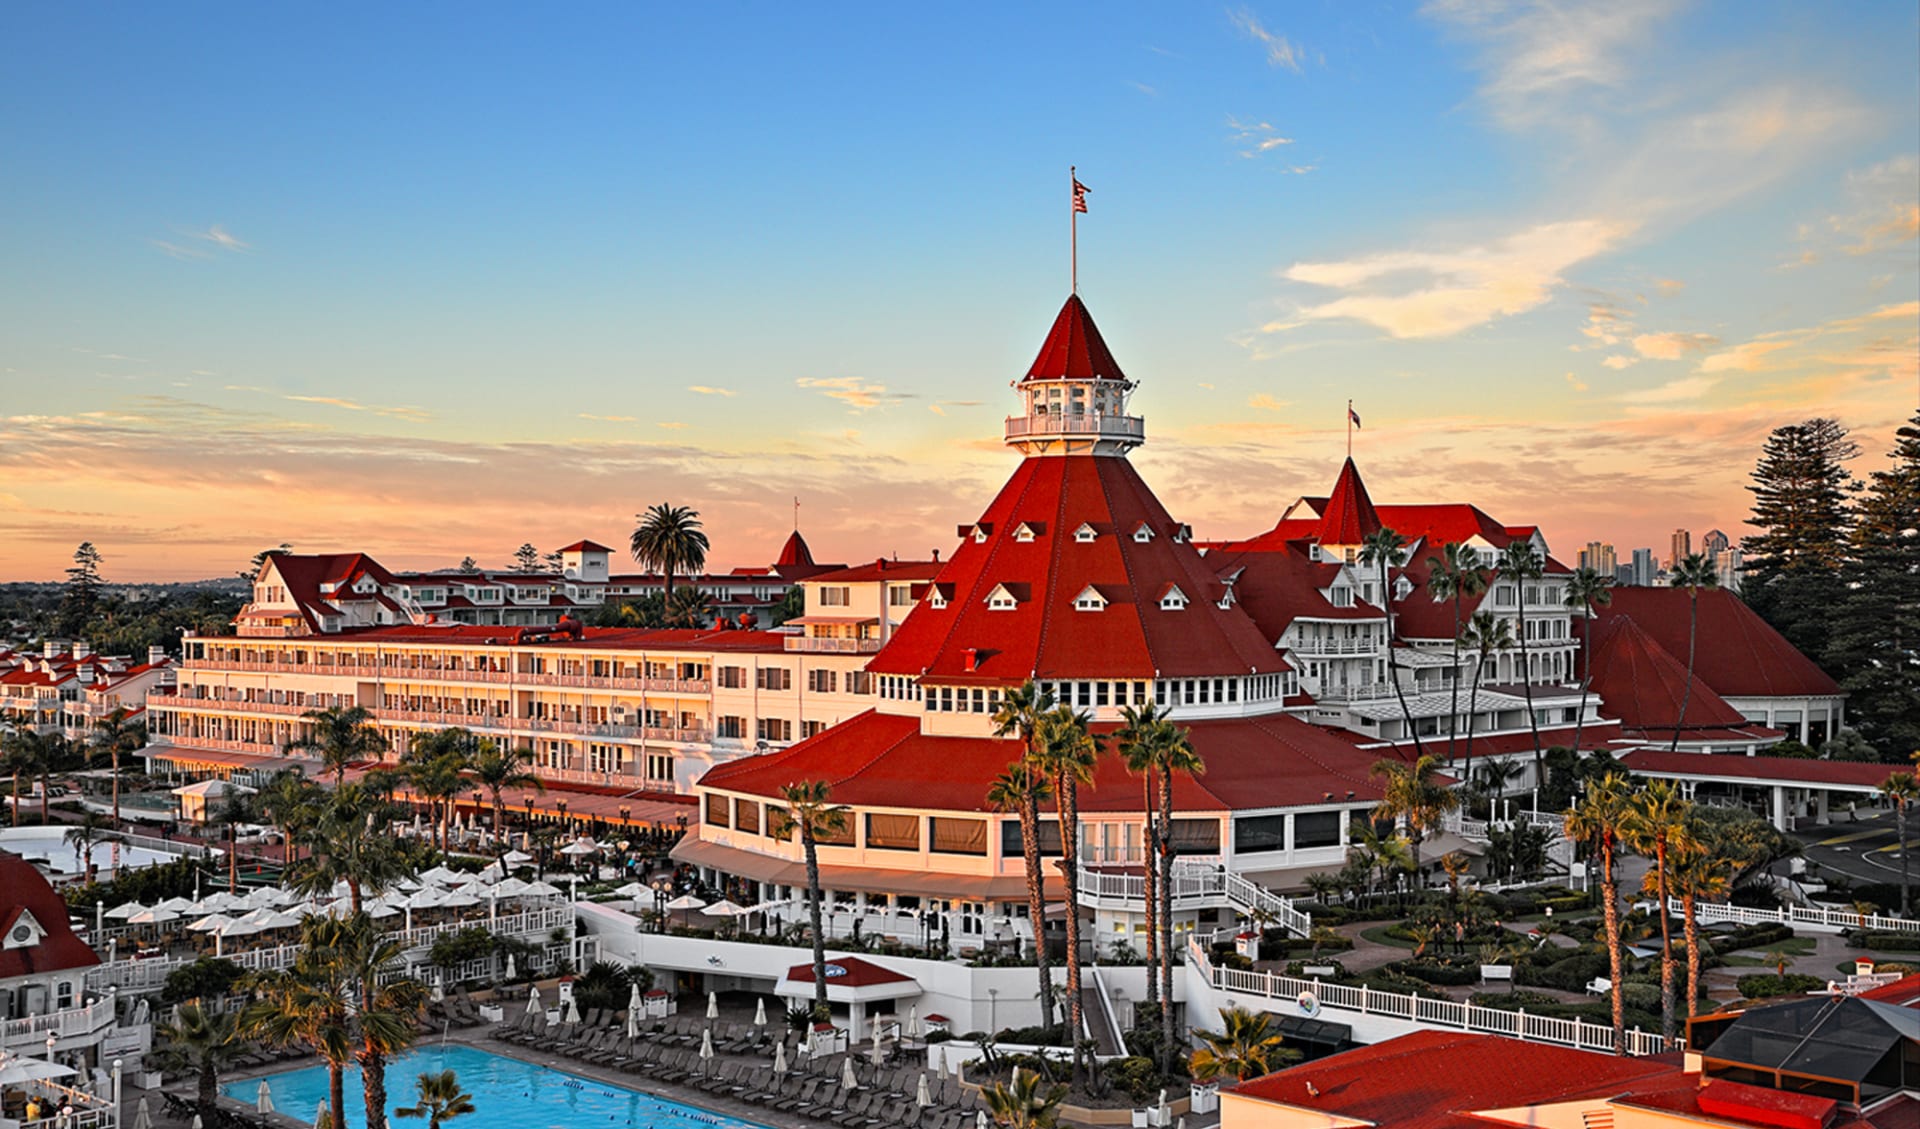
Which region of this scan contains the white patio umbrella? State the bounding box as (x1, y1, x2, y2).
(559, 839, 596, 857)
(505, 954, 517, 980)
(315, 1100, 330, 1129)
(156, 896, 197, 913)
(1156, 1089, 1171, 1127)
(520, 881, 564, 899)
(105, 901, 148, 921)
(131, 1097, 153, 1129)
(916, 1073, 933, 1107)
(929, 1043, 945, 1077)
(627, 1009, 641, 1039)
(0, 1054, 75, 1085)
(702, 899, 747, 919)
(366, 902, 401, 919)
(841, 1055, 859, 1091)
(502, 849, 534, 865)
(127, 907, 179, 926)
(190, 1115, 203, 1129)
(772, 1039, 789, 1078)
(664, 893, 707, 912)
(612, 882, 648, 899)
(699, 1028, 715, 1072)
(628, 982, 645, 1016)
(440, 889, 482, 908)
(407, 887, 449, 909)
(492, 876, 531, 897)
(870, 1029, 886, 1066)
(187, 913, 236, 933)
(256, 1080, 274, 1114)
(706, 991, 719, 1020)
(419, 865, 464, 885)
(905, 1005, 920, 1040)
(975, 1112, 990, 1129)
(753, 997, 768, 1027)
(563, 996, 580, 1024)
(253, 909, 302, 930)
(525, 982, 540, 1011)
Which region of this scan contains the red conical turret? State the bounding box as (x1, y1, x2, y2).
(1023, 294, 1129, 384)
(776, 530, 815, 569)
(1319, 458, 1382, 545)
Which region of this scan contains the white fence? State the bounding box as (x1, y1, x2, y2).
(0, 995, 117, 1048)
(1076, 862, 1311, 937)
(1189, 933, 1676, 1057)
(1667, 897, 1920, 935)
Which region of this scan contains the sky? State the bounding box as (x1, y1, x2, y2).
(1, 2, 1915, 582)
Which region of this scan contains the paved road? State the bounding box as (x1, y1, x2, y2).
(1791, 810, 1914, 887)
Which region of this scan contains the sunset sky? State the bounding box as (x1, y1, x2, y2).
(2, 3, 1915, 583)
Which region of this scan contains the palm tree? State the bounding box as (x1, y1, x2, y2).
(1458, 611, 1515, 774)
(981, 1066, 1068, 1129)
(243, 917, 355, 1127)
(1499, 542, 1546, 761)
(1154, 723, 1204, 1067)
(156, 1000, 244, 1112)
(211, 790, 254, 892)
(1369, 753, 1458, 880)
(1671, 819, 1735, 1019)
(467, 740, 543, 857)
(258, 770, 322, 868)
(772, 781, 849, 1021)
(1563, 566, 1614, 762)
(1562, 771, 1634, 1054)
(992, 681, 1059, 1030)
(1, 724, 39, 827)
(396, 1069, 476, 1129)
(91, 705, 146, 829)
(1116, 704, 1171, 1011)
(290, 782, 411, 915)
(62, 811, 118, 884)
(404, 729, 477, 853)
(1031, 706, 1102, 1088)
(1623, 779, 1693, 1043)
(33, 734, 81, 823)
(1667, 553, 1720, 752)
(630, 504, 711, 628)
(1881, 770, 1919, 917)
(986, 762, 1056, 1032)
(1360, 526, 1425, 757)
(332, 913, 428, 1129)
(1426, 542, 1489, 764)
(1188, 1005, 1291, 1083)
(286, 705, 389, 786)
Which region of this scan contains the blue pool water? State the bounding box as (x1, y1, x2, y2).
(224, 1043, 770, 1129)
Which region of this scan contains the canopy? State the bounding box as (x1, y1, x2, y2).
(664, 893, 707, 912)
(187, 913, 236, 933)
(702, 899, 747, 918)
(105, 902, 148, 921)
(559, 840, 598, 856)
(502, 850, 534, 865)
(0, 1054, 77, 1086)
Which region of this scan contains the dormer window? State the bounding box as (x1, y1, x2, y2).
(1013, 522, 1045, 543)
(1331, 587, 1354, 608)
(927, 588, 949, 610)
(3, 908, 45, 951)
(1074, 523, 1097, 543)
(1159, 585, 1188, 611)
(1394, 576, 1412, 601)
(1073, 586, 1107, 612)
(1132, 522, 1155, 543)
(986, 583, 1021, 611)
(1172, 524, 1192, 544)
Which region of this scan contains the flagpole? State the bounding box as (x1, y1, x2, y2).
(1070, 165, 1078, 295)
(1347, 399, 1353, 458)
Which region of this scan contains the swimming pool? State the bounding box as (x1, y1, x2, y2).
(0, 827, 193, 876)
(225, 1043, 772, 1129)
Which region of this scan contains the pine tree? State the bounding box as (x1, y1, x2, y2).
(510, 543, 539, 571)
(1742, 418, 1858, 664)
(457, 556, 477, 572)
(60, 542, 105, 636)
(1827, 411, 1919, 758)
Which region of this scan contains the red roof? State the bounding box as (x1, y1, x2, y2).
(1856, 973, 1920, 1006)
(699, 708, 1386, 814)
(804, 560, 944, 584)
(1596, 588, 1841, 700)
(1228, 1030, 1676, 1129)
(1318, 458, 1382, 544)
(1022, 294, 1128, 384)
(1208, 545, 1380, 641)
(783, 956, 914, 988)
(1618, 750, 1903, 788)
(557, 540, 612, 553)
(868, 454, 1285, 682)
(0, 851, 101, 979)
(776, 530, 815, 569)
(1585, 616, 1757, 737)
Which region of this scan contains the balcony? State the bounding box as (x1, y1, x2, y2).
(1289, 637, 1380, 656)
(1004, 413, 1145, 442)
(0, 996, 117, 1051)
(783, 636, 883, 654)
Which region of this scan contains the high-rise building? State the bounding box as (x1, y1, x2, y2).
(1578, 541, 1617, 575)
(1702, 528, 1729, 561)
(1630, 547, 1656, 586)
(1614, 564, 1635, 586)
(1670, 528, 1692, 568)
(1716, 547, 1744, 593)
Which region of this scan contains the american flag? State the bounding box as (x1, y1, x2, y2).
(1348, 403, 1362, 429)
(1072, 177, 1089, 214)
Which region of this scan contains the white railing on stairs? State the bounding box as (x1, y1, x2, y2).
(1087, 965, 1128, 1056)
(1075, 862, 1311, 937)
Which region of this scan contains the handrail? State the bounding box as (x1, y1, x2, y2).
(1086, 965, 1128, 1057)
(1076, 862, 1311, 938)
(1666, 897, 1920, 934)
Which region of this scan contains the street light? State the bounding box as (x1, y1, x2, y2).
(651, 877, 673, 933)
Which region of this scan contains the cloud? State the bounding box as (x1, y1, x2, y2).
(1601, 355, 1638, 370)
(224, 385, 267, 393)
(149, 240, 210, 261)
(283, 395, 431, 422)
(195, 225, 249, 252)
(927, 400, 982, 416)
(1828, 155, 1920, 255)
(1276, 218, 1636, 339)
(150, 224, 250, 260)
(1229, 9, 1305, 72)
(1227, 116, 1298, 159)
(796, 377, 912, 412)
(1421, 0, 1679, 127)
(687, 385, 736, 397)
(1631, 332, 1720, 360)
(1654, 278, 1685, 295)
(656, 421, 689, 430)
(1564, 372, 1589, 392)
(1247, 393, 1290, 411)
(1130, 81, 1157, 96)
(577, 413, 636, 422)
(1619, 375, 1719, 405)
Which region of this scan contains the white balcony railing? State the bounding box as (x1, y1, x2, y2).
(1003, 413, 1145, 441)
(784, 637, 883, 654)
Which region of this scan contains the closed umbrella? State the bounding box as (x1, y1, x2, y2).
(706, 991, 718, 1020)
(699, 1028, 715, 1073)
(626, 1009, 640, 1039)
(563, 996, 580, 1025)
(753, 997, 768, 1028)
(131, 1097, 153, 1129)
(525, 983, 540, 1015)
(929, 1043, 944, 1081)
(794, 1037, 811, 1073)
(870, 1028, 886, 1066)
(841, 1054, 859, 1091)
(256, 1080, 274, 1114)
(628, 982, 644, 1016)
(772, 1039, 789, 1078)
(316, 1100, 331, 1129)
(505, 954, 517, 980)
(975, 1113, 989, 1129)
(916, 1073, 933, 1107)
(1156, 1089, 1171, 1127)
(906, 1004, 920, 1040)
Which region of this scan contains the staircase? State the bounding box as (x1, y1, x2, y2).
(1084, 966, 1128, 1057)
(1075, 860, 1311, 938)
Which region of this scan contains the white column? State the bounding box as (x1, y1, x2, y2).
(1771, 786, 1788, 832)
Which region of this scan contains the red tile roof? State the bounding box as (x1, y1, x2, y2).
(699, 707, 1386, 814)
(783, 956, 914, 988)
(1023, 294, 1128, 384)
(1228, 1030, 1675, 1129)
(557, 540, 613, 553)
(1206, 545, 1380, 641)
(1318, 458, 1382, 544)
(0, 851, 101, 978)
(1618, 750, 1903, 788)
(1855, 973, 1920, 1006)
(802, 560, 943, 584)
(776, 530, 815, 569)
(1585, 616, 1757, 737)
(1596, 588, 1841, 700)
(867, 454, 1286, 682)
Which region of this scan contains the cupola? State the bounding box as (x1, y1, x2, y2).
(1005, 295, 1145, 457)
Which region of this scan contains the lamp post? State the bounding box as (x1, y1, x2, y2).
(652, 878, 672, 934)
(472, 789, 486, 844)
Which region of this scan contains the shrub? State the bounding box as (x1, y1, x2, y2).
(993, 1024, 1070, 1048)
(1854, 932, 1920, 953)
(1709, 923, 1794, 955)
(1392, 959, 1481, 986)
(1736, 973, 1825, 999)
(161, 957, 244, 1005)
(1519, 951, 1611, 992)
(1102, 1056, 1167, 1104)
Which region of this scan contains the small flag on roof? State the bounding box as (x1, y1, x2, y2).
(1348, 402, 1362, 429)
(1072, 177, 1089, 214)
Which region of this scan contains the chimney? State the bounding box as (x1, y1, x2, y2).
(72, 640, 91, 661)
(931, 549, 940, 563)
(876, 558, 887, 571)
(44, 639, 65, 660)
(964, 648, 979, 672)
(149, 646, 169, 668)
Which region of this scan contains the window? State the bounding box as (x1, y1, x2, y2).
(987, 585, 1019, 611)
(757, 718, 793, 743)
(930, 817, 988, 856)
(1000, 818, 1063, 857)
(1167, 818, 1221, 852)
(1330, 587, 1354, 608)
(819, 586, 851, 607)
(704, 794, 730, 827)
(1234, 814, 1288, 853)
(1132, 523, 1154, 543)
(866, 813, 920, 850)
(846, 671, 873, 695)
(717, 666, 746, 689)
(735, 801, 760, 836)
(802, 720, 826, 738)
(1294, 811, 1342, 849)
(1073, 586, 1106, 612)
(888, 586, 915, 607)
(1494, 586, 1516, 608)
(807, 669, 838, 693)
(927, 589, 949, 609)
(716, 715, 746, 739)
(1159, 586, 1188, 611)
(1074, 523, 1097, 543)
(645, 752, 674, 782)
(1013, 523, 1038, 543)
(764, 806, 787, 838)
(757, 667, 793, 691)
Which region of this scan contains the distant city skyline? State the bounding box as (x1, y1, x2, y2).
(1, 3, 1914, 582)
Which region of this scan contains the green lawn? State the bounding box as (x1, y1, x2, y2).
(1358, 924, 1421, 949)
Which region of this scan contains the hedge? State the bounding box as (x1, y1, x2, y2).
(1854, 932, 1920, 952)
(1709, 923, 1795, 955)
(1391, 959, 1482, 986)
(1735, 973, 1826, 999)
